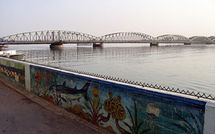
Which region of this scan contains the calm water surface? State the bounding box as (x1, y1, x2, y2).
(8, 43, 215, 96)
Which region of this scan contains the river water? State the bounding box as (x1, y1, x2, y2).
(8, 43, 215, 96)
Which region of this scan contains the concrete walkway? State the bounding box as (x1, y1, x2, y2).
(0, 80, 101, 134)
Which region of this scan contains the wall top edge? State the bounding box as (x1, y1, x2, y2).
(30, 64, 212, 105)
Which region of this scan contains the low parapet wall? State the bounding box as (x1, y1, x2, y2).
(0, 57, 214, 134)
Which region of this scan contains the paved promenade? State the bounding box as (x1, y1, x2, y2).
(0, 79, 105, 134)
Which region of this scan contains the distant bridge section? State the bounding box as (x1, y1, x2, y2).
(209, 36, 215, 42)
(190, 36, 214, 44)
(157, 34, 191, 44)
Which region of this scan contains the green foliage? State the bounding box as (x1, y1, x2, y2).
(172, 111, 202, 134)
(123, 101, 151, 134)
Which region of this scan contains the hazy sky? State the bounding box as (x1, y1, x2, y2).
(0, 0, 215, 37)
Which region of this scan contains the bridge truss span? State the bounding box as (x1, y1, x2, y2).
(99, 32, 155, 43)
(1, 30, 97, 43)
(157, 34, 190, 43)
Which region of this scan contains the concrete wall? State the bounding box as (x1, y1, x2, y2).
(0, 56, 215, 134)
(0, 57, 25, 88)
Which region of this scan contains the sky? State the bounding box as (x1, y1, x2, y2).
(0, 0, 215, 37)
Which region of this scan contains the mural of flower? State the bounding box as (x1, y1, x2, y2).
(34, 71, 43, 88)
(92, 87, 100, 110)
(103, 92, 128, 134)
(84, 87, 106, 126)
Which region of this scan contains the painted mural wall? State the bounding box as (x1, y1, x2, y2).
(0, 58, 25, 88)
(30, 65, 206, 134)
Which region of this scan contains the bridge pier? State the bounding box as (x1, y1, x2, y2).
(150, 42, 159, 47)
(50, 41, 64, 49)
(184, 42, 191, 45)
(93, 42, 103, 48)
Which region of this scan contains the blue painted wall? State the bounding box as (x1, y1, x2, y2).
(30, 65, 206, 134)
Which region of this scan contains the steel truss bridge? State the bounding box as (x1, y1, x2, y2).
(0, 30, 214, 46)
